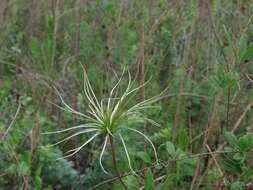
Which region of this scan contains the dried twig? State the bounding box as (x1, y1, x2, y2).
(206, 144, 227, 188)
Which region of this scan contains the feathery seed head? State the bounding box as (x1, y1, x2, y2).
(43, 66, 165, 174)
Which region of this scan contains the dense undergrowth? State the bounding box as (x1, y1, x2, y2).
(1, 0, 253, 189)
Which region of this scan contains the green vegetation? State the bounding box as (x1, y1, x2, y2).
(1, 0, 253, 189)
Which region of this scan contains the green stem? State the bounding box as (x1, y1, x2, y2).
(226, 88, 230, 131)
(109, 135, 128, 190)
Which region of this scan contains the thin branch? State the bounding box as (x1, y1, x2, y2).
(196, 102, 253, 188)
(232, 102, 253, 133)
(1, 102, 21, 141)
(205, 144, 227, 187)
(109, 135, 128, 190)
(139, 175, 167, 190)
(88, 149, 246, 190)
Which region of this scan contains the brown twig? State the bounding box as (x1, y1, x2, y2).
(88, 149, 246, 190)
(196, 102, 253, 188)
(139, 174, 167, 190)
(206, 144, 227, 188)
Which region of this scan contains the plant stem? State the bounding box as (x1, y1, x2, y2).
(109, 135, 128, 190)
(226, 88, 230, 131)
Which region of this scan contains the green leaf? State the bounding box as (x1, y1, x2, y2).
(30, 37, 41, 60)
(230, 181, 245, 190)
(160, 175, 173, 190)
(240, 43, 253, 61)
(124, 176, 140, 190)
(18, 161, 30, 176)
(181, 157, 198, 176)
(238, 133, 253, 151)
(224, 132, 239, 150)
(46, 186, 53, 190)
(237, 35, 248, 60)
(166, 141, 176, 158)
(178, 129, 189, 149)
(222, 156, 242, 174)
(238, 35, 247, 50)
(144, 169, 155, 190)
(35, 175, 42, 190)
(7, 163, 17, 174)
(233, 152, 245, 162)
(137, 152, 152, 164)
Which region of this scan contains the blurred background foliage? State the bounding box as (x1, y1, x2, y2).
(1, 0, 253, 189)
